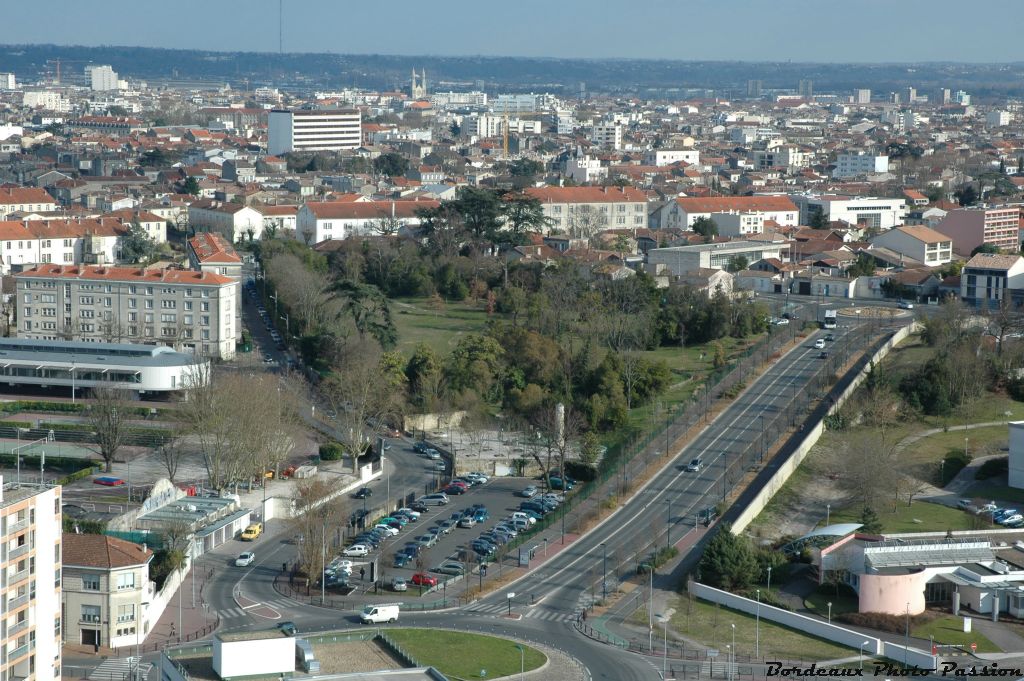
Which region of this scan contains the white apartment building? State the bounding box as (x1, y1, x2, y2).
(642, 149, 700, 167)
(987, 110, 1011, 128)
(591, 124, 622, 150)
(0, 188, 57, 220)
(462, 114, 541, 138)
(853, 89, 871, 104)
(21, 91, 70, 113)
(657, 196, 800, 230)
(554, 109, 575, 135)
(750, 145, 808, 172)
(490, 93, 551, 114)
(0, 478, 62, 681)
(709, 211, 765, 238)
(295, 199, 439, 244)
(0, 219, 132, 274)
(0, 74, 15, 90)
(564, 155, 606, 184)
(85, 65, 118, 92)
(648, 240, 789, 275)
(524, 187, 648, 235)
(833, 152, 889, 178)
(789, 194, 906, 231)
(429, 91, 488, 108)
(187, 200, 264, 243)
(869, 225, 954, 267)
(15, 265, 237, 359)
(267, 109, 362, 156)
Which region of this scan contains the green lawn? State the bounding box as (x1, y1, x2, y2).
(912, 616, 1001, 653)
(828, 500, 984, 534)
(804, 585, 859, 619)
(392, 298, 493, 356)
(670, 595, 857, 662)
(385, 629, 545, 679)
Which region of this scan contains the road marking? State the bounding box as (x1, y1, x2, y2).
(241, 602, 263, 610)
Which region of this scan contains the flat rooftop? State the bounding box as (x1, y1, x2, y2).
(0, 338, 203, 369)
(217, 629, 288, 642)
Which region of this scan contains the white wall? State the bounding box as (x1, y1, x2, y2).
(1009, 422, 1024, 489)
(35, 486, 61, 681)
(213, 635, 294, 677)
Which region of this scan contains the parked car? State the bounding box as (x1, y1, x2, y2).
(433, 562, 466, 576)
(411, 572, 438, 587)
(520, 486, 538, 498)
(235, 552, 255, 567)
(548, 477, 574, 491)
(510, 512, 537, 526)
(410, 501, 429, 513)
(393, 553, 412, 568)
(401, 543, 422, 558)
(396, 508, 421, 521)
(240, 523, 263, 541)
(277, 621, 297, 636)
(413, 441, 430, 454)
(438, 520, 456, 534)
(442, 485, 466, 495)
(391, 577, 408, 592)
(458, 516, 476, 528)
(898, 300, 915, 310)
(343, 544, 370, 557)
(353, 487, 373, 499)
(999, 513, 1023, 526)
(415, 534, 436, 548)
(420, 493, 449, 506)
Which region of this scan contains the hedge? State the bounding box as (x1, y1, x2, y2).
(0, 400, 165, 417)
(319, 442, 346, 461)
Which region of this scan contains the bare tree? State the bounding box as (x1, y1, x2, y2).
(568, 204, 608, 240)
(290, 478, 348, 585)
(156, 438, 186, 483)
(264, 253, 330, 336)
(84, 387, 134, 472)
(371, 212, 405, 236)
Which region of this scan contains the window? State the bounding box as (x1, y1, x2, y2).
(81, 605, 100, 623)
(200, 302, 209, 312)
(23, 307, 31, 317)
(22, 294, 30, 303)
(201, 316, 210, 326)
(160, 314, 176, 323)
(144, 313, 153, 323)
(104, 298, 111, 308)
(63, 253, 73, 263)
(184, 315, 193, 325)
(146, 287, 153, 295)
(144, 300, 153, 309)
(116, 604, 134, 622)
(116, 572, 135, 590)
(54, 617, 60, 637)
(161, 300, 176, 309)
(63, 239, 72, 248)
(79, 296, 93, 305)
(184, 301, 192, 311)
(161, 327, 176, 337)
(80, 310, 94, 319)
(202, 329, 210, 340)
(128, 299, 137, 309)
(128, 285, 136, 294)
(127, 312, 137, 322)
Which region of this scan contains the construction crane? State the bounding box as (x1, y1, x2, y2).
(503, 111, 510, 159)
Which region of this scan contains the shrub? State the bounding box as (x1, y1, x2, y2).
(838, 611, 929, 634)
(564, 461, 597, 482)
(940, 448, 971, 485)
(319, 442, 346, 461)
(975, 457, 1008, 481)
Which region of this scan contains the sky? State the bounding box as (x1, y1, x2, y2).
(6, 0, 1024, 63)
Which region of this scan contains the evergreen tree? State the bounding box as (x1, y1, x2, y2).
(691, 216, 718, 238)
(858, 506, 883, 534)
(698, 523, 760, 590)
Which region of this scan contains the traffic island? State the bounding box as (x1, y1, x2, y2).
(384, 629, 546, 679)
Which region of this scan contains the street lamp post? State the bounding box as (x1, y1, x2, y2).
(827, 601, 832, 623)
(766, 566, 772, 592)
(666, 499, 672, 550)
(826, 504, 831, 527)
(730, 623, 736, 681)
(755, 589, 761, 658)
(860, 640, 870, 670)
(515, 644, 524, 681)
(759, 414, 765, 462)
(321, 524, 326, 605)
(904, 603, 910, 669)
(601, 542, 608, 601)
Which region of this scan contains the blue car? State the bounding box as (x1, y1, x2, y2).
(393, 553, 412, 568)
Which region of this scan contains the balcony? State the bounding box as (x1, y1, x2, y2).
(6, 594, 28, 610)
(79, 614, 100, 624)
(7, 544, 30, 562)
(6, 569, 28, 587)
(8, 640, 34, 662)
(7, 619, 27, 638)
(4, 519, 28, 536)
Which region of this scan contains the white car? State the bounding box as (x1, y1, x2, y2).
(396, 508, 421, 520)
(510, 512, 537, 526)
(235, 552, 255, 567)
(343, 544, 370, 557)
(466, 472, 489, 484)
(374, 524, 400, 537)
(813, 339, 826, 349)
(999, 513, 1023, 526)
(898, 301, 914, 310)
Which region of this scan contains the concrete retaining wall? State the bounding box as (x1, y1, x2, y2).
(689, 582, 938, 669)
(730, 323, 919, 534)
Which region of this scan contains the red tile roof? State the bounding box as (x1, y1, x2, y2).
(63, 533, 153, 569)
(17, 264, 235, 285)
(189, 232, 241, 264)
(0, 187, 54, 206)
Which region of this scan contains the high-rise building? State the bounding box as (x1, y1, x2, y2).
(746, 80, 763, 98)
(955, 90, 972, 106)
(0, 477, 63, 681)
(904, 86, 917, 104)
(0, 73, 15, 90)
(853, 89, 871, 104)
(934, 88, 951, 105)
(267, 108, 362, 155)
(85, 65, 118, 91)
(798, 79, 813, 99)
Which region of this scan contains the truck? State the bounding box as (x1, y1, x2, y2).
(360, 603, 400, 624)
(822, 309, 837, 329)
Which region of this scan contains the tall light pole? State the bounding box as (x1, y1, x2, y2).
(826, 504, 831, 527)
(321, 524, 327, 605)
(766, 566, 772, 592)
(601, 542, 607, 601)
(904, 603, 910, 669)
(666, 499, 672, 550)
(827, 601, 832, 623)
(730, 623, 736, 681)
(755, 589, 761, 658)
(515, 644, 524, 681)
(860, 640, 870, 670)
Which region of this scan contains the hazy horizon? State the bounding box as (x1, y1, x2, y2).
(6, 0, 1024, 64)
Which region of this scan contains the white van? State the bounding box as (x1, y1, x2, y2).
(360, 603, 400, 624)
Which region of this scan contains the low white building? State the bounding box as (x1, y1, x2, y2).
(187, 200, 264, 243)
(564, 155, 606, 184)
(869, 225, 953, 267)
(657, 196, 799, 230)
(789, 194, 906, 231)
(295, 199, 439, 244)
(709, 211, 765, 238)
(648, 240, 789, 275)
(643, 149, 699, 167)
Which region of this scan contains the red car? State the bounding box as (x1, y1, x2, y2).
(442, 485, 466, 495)
(410, 572, 437, 587)
(94, 477, 126, 487)
(448, 480, 468, 489)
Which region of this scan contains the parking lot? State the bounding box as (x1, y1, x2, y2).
(333, 472, 566, 597)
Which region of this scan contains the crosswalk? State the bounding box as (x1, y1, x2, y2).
(88, 657, 151, 681)
(219, 597, 298, 619)
(463, 602, 577, 622)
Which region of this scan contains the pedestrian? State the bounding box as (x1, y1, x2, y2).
(582, 609, 587, 622)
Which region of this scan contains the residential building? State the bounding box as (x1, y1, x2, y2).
(524, 187, 648, 235)
(15, 264, 237, 359)
(295, 200, 439, 244)
(563, 155, 606, 184)
(461, 114, 541, 138)
(935, 205, 1021, 254)
(187, 200, 264, 243)
(642, 150, 699, 167)
(750, 145, 808, 172)
(869, 225, 954, 267)
(673, 268, 734, 297)
(708, 211, 765, 238)
(260, 205, 298, 236)
(103, 209, 168, 244)
(657, 196, 799, 230)
(986, 110, 1011, 128)
(85, 65, 118, 91)
(833, 152, 889, 178)
(0, 188, 57, 220)
(789, 194, 906, 231)
(429, 91, 488, 108)
(188, 233, 242, 320)
(62, 533, 154, 650)
(0, 73, 15, 90)
(0, 218, 133, 274)
(959, 253, 1024, 307)
(591, 124, 622, 150)
(267, 109, 362, 156)
(647, 240, 789, 275)
(0, 478, 62, 681)
(853, 89, 871, 104)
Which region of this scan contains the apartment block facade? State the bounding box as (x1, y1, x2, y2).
(268, 109, 362, 156)
(524, 187, 647, 235)
(0, 479, 62, 681)
(935, 205, 1021, 255)
(15, 265, 236, 359)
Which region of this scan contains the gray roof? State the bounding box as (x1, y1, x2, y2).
(0, 338, 202, 369)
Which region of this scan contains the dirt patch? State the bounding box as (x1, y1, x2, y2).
(312, 639, 406, 674)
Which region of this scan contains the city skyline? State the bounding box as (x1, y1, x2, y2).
(7, 0, 1024, 63)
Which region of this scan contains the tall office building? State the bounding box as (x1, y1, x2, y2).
(798, 79, 813, 99)
(0, 478, 63, 681)
(853, 89, 871, 104)
(85, 65, 118, 92)
(904, 86, 917, 104)
(934, 88, 951, 105)
(267, 108, 362, 155)
(747, 80, 763, 98)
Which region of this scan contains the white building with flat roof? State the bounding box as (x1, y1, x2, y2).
(85, 65, 118, 92)
(268, 109, 361, 156)
(789, 194, 906, 231)
(647, 240, 789, 275)
(833, 152, 889, 178)
(643, 149, 699, 167)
